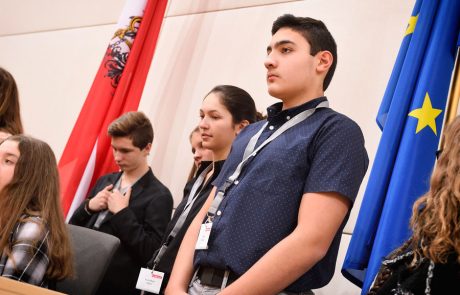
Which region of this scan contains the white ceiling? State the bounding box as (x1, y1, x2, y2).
(0, 0, 297, 36)
(0, 0, 126, 36)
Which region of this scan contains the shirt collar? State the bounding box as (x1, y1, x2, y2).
(196, 160, 226, 176)
(266, 97, 328, 124)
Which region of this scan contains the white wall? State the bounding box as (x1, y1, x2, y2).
(0, 0, 416, 293)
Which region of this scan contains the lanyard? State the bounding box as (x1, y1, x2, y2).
(207, 101, 329, 219)
(94, 174, 125, 229)
(150, 163, 213, 269)
(184, 164, 213, 212)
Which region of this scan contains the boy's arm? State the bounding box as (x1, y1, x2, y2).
(220, 191, 350, 295)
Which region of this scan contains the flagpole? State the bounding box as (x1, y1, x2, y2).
(439, 46, 460, 149)
(445, 47, 460, 124)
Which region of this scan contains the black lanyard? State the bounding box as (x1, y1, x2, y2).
(150, 164, 213, 269)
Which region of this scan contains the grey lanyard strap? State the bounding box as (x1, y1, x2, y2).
(207, 101, 329, 218)
(93, 176, 125, 229)
(150, 164, 213, 269)
(184, 164, 213, 212)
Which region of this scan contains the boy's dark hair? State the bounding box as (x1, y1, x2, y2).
(108, 111, 153, 149)
(272, 14, 337, 91)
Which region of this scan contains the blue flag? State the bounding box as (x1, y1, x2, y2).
(342, 0, 460, 293)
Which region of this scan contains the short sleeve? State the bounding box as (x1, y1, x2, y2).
(304, 115, 368, 204)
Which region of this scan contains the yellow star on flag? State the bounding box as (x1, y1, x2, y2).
(408, 92, 442, 135)
(405, 14, 418, 36)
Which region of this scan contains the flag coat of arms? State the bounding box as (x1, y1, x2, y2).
(58, 0, 168, 219)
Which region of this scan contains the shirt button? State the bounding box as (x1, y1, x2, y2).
(217, 210, 222, 216)
(286, 116, 291, 120)
(269, 125, 274, 130)
(234, 180, 239, 185)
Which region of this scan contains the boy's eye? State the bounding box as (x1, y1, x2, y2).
(281, 47, 292, 53)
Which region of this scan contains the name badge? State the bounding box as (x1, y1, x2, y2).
(195, 222, 212, 250)
(136, 268, 164, 294)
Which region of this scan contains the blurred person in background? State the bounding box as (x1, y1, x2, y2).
(369, 116, 460, 295)
(0, 67, 23, 136)
(0, 135, 73, 288)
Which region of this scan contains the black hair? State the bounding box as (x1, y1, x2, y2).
(207, 85, 261, 124)
(272, 14, 337, 91)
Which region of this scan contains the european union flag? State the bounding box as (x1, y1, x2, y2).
(342, 0, 460, 293)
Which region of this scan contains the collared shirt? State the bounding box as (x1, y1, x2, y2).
(194, 97, 369, 292)
(0, 215, 50, 287)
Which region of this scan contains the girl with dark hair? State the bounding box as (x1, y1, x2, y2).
(368, 116, 460, 295)
(0, 67, 23, 135)
(0, 135, 73, 287)
(141, 85, 260, 294)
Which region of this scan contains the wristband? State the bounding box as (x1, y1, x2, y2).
(84, 199, 97, 215)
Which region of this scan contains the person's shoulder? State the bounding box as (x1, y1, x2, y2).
(319, 108, 360, 125)
(239, 120, 267, 136)
(145, 170, 173, 199)
(98, 171, 121, 181)
(92, 172, 120, 188)
(250, 119, 267, 128)
(317, 108, 364, 136)
(14, 215, 48, 242)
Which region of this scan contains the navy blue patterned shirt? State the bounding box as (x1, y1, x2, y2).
(194, 97, 369, 292)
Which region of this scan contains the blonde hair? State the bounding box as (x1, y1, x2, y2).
(368, 117, 460, 294)
(187, 126, 200, 181)
(410, 116, 460, 264)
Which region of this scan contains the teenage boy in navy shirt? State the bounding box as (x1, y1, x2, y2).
(167, 15, 368, 295)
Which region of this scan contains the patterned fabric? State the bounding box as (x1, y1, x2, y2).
(373, 249, 460, 295)
(195, 97, 369, 292)
(0, 216, 50, 287)
(188, 277, 314, 295)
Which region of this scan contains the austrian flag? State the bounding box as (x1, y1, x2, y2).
(58, 0, 167, 219)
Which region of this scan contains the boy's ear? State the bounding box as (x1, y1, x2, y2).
(143, 142, 152, 155)
(316, 50, 333, 74)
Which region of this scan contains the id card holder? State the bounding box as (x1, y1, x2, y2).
(136, 267, 164, 294)
(195, 222, 212, 250)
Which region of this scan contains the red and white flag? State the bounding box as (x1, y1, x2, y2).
(58, 0, 168, 219)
